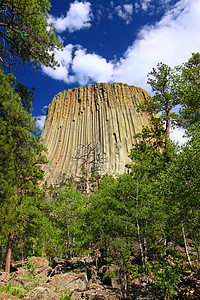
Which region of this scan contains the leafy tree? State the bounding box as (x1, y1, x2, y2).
(0, 0, 61, 70)
(146, 62, 178, 144)
(154, 259, 179, 299)
(14, 80, 35, 113)
(0, 70, 47, 272)
(174, 52, 200, 130)
(80, 173, 160, 272)
(158, 129, 200, 268)
(78, 175, 132, 265)
(128, 136, 176, 269)
(48, 182, 86, 259)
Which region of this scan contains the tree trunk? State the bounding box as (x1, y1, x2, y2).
(165, 101, 171, 148)
(86, 154, 90, 201)
(166, 117, 170, 141)
(5, 232, 13, 273)
(182, 223, 192, 268)
(136, 182, 145, 270)
(197, 246, 200, 269)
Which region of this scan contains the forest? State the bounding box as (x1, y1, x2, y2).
(0, 1, 200, 299)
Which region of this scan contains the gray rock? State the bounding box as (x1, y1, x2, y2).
(24, 286, 58, 300)
(46, 272, 87, 293)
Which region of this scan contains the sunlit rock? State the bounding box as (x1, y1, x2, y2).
(41, 82, 151, 185)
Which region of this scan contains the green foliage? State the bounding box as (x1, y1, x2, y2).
(0, 0, 62, 70)
(0, 258, 44, 298)
(0, 70, 47, 251)
(124, 54, 200, 275)
(175, 52, 200, 129)
(40, 181, 87, 259)
(76, 175, 135, 267)
(145, 52, 200, 137)
(146, 62, 178, 141)
(14, 81, 35, 113)
(21, 257, 44, 291)
(102, 271, 115, 282)
(0, 282, 25, 298)
(26, 257, 38, 276)
(0, 51, 198, 294)
(82, 176, 133, 240)
(60, 290, 72, 300)
(0, 0, 60, 271)
(158, 128, 200, 250)
(147, 62, 177, 113)
(154, 260, 179, 299)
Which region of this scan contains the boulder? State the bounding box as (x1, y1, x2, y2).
(24, 287, 58, 300)
(71, 283, 123, 300)
(99, 264, 125, 290)
(47, 272, 87, 293)
(52, 257, 65, 269)
(0, 292, 19, 300)
(28, 256, 49, 269)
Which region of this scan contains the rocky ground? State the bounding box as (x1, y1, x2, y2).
(0, 256, 199, 299)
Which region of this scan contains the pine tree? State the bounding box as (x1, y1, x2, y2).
(0, 70, 47, 272)
(0, 0, 61, 271)
(0, 0, 61, 70)
(146, 62, 178, 144)
(175, 52, 200, 130)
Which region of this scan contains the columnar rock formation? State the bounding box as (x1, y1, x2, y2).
(41, 83, 151, 185)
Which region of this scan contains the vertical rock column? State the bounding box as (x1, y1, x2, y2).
(41, 83, 151, 185)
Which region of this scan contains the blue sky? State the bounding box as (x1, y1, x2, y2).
(15, 0, 200, 143)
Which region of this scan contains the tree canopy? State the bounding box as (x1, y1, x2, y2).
(0, 0, 61, 70)
(0, 69, 47, 231)
(0, 0, 62, 273)
(175, 52, 200, 130)
(0, 69, 48, 271)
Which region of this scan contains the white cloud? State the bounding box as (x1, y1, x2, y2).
(141, 0, 152, 12)
(41, 105, 48, 114)
(112, 0, 200, 91)
(48, 1, 93, 33)
(36, 115, 46, 130)
(35, 106, 48, 131)
(136, 0, 174, 14)
(116, 4, 133, 24)
(42, 44, 75, 83)
(42, 44, 113, 85)
(41, 0, 200, 143)
(72, 48, 114, 85)
(170, 127, 188, 145)
(135, 3, 140, 13)
(43, 0, 200, 94)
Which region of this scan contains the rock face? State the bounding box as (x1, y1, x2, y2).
(41, 82, 151, 185)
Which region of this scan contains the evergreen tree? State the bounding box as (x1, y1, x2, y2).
(146, 62, 178, 144)
(0, 0, 61, 70)
(0, 70, 47, 272)
(174, 52, 200, 130)
(0, 0, 61, 271)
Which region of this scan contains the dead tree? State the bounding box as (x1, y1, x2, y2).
(73, 143, 100, 202)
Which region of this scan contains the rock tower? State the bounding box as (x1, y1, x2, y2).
(41, 83, 151, 185)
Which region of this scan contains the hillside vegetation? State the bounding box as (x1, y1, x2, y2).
(0, 1, 199, 298)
